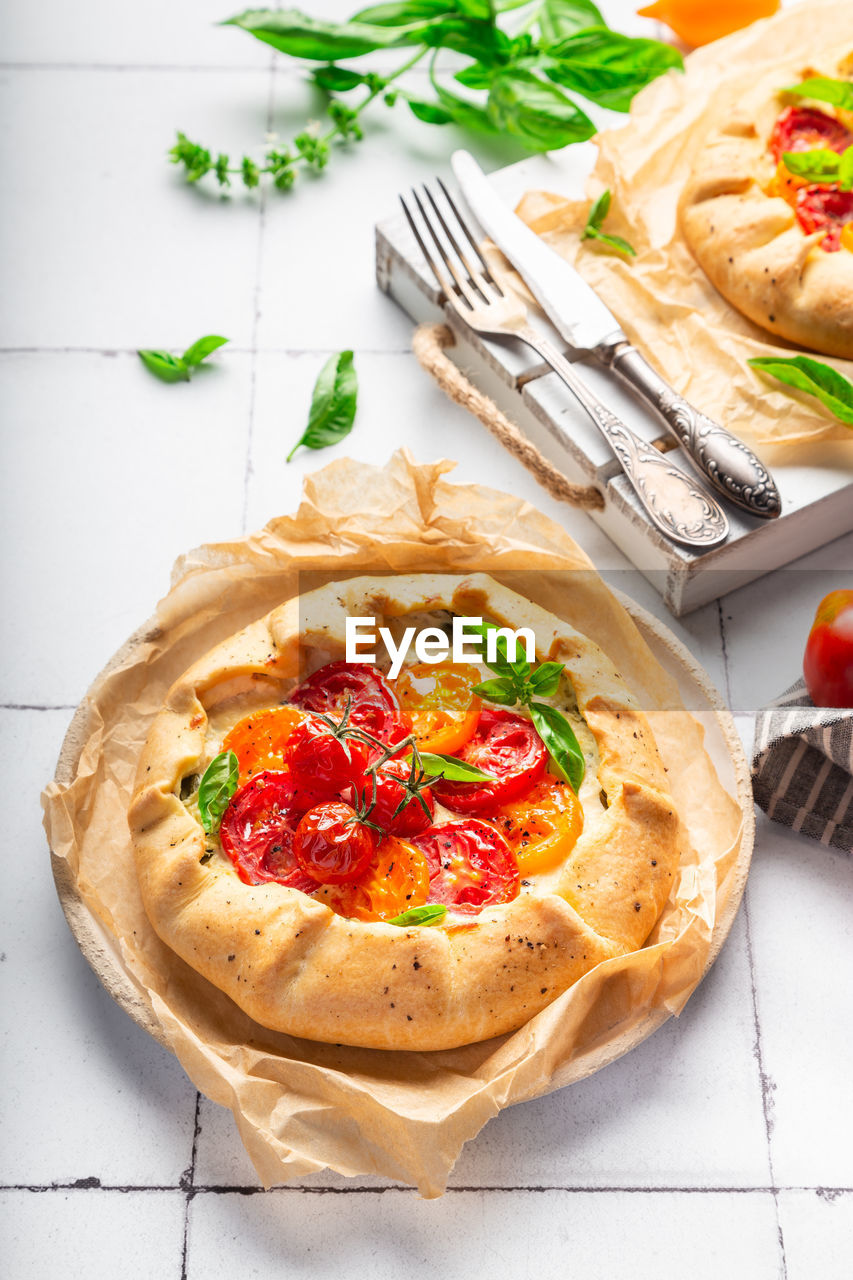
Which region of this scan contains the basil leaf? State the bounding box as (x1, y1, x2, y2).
(407, 98, 454, 124)
(352, 1, 454, 25)
(287, 350, 358, 461)
(452, 0, 531, 14)
(487, 70, 595, 151)
(748, 356, 853, 427)
(529, 702, 585, 793)
(181, 334, 228, 367)
(223, 8, 438, 59)
(538, 0, 607, 43)
(783, 77, 853, 113)
(545, 29, 682, 112)
(472, 677, 518, 705)
(454, 60, 495, 90)
(582, 189, 636, 256)
(138, 349, 189, 383)
(198, 750, 239, 834)
(387, 903, 447, 926)
(781, 148, 840, 184)
(840, 147, 853, 192)
(409, 751, 498, 782)
(528, 661, 564, 696)
(430, 75, 497, 133)
(312, 65, 369, 91)
(464, 619, 529, 681)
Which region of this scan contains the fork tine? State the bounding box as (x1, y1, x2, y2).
(435, 177, 500, 288)
(422, 183, 497, 303)
(399, 193, 458, 304)
(410, 187, 480, 309)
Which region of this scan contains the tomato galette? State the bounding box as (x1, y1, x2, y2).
(129, 575, 682, 1051)
(679, 57, 853, 359)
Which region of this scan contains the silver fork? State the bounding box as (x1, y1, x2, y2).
(401, 180, 730, 551)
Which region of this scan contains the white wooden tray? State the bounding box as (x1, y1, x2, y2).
(376, 148, 853, 616)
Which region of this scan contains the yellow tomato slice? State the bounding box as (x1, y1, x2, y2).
(319, 837, 430, 922)
(765, 160, 809, 210)
(222, 706, 306, 779)
(393, 662, 481, 755)
(490, 775, 583, 876)
(842, 222, 853, 254)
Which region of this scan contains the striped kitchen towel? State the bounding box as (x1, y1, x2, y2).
(752, 680, 853, 853)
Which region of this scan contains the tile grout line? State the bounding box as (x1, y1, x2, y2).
(716, 599, 735, 711)
(179, 1093, 202, 1280)
(743, 884, 789, 1280)
(0, 703, 76, 711)
(3, 1181, 851, 1195)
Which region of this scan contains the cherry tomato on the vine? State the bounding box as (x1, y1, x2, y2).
(293, 800, 378, 884)
(284, 715, 371, 797)
(432, 707, 547, 815)
(288, 662, 411, 756)
(219, 770, 322, 892)
(318, 836, 431, 921)
(412, 819, 520, 915)
(803, 589, 853, 708)
(489, 775, 583, 876)
(222, 705, 306, 779)
(393, 662, 482, 755)
(349, 757, 435, 838)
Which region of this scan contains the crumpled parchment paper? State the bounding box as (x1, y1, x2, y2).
(42, 451, 748, 1197)
(511, 0, 853, 449)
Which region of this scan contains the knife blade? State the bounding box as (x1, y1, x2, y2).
(450, 150, 782, 520)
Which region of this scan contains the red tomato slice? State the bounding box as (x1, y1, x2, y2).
(770, 106, 852, 164)
(795, 186, 853, 252)
(219, 770, 322, 892)
(222, 706, 306, 779)
(412, 819, 520, 915)
(293, 800, 378, 884)
(431, 707, 547, 815)
(288, 661, 411, 756)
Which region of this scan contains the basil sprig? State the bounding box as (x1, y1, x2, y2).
(467, 621, 586, 793)
(748, 356, 853, 427)
(197, 750, 239, 834)
(581, 189, 636, 257)
(405, 751, 497, 783)
(138, 335, 228, 384)
(387, 903, 447, 927)
(171, 6, 681, 195)
(287, 350, 358, 461)
(783, 77, 853, 113)
(781, 146, 853, 191)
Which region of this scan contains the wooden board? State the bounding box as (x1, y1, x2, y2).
(376, 148, 853, 616)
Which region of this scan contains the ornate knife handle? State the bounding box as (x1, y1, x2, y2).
(602, 341, 782, 520)
(527, 332, 729, 550)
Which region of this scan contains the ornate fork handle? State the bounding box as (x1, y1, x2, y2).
(602, 342, 781, 519)
(526, 331, 729, 549)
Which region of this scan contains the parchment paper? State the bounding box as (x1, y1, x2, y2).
(42, 451, 745, 1197)
(511, 0, 853, 449)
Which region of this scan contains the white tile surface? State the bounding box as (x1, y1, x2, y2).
(186, 1188, 783, 1280)
(778, 1190, 853, 1280)
(0, 1189, 185, 1279)
(1, 710, 198, 1186)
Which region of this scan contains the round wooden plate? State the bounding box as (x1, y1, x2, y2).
(49, 594, 755, 1076)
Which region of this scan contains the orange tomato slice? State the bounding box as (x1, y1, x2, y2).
(765, 160, 810, 210)
(222, 706, 306, 779)
(842, 222, 853, 254)
(319, 836, 431, 921)
(393, 662, 481, 755)
(489, 775, 583, 876)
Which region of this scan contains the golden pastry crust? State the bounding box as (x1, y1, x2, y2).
(679, 56, 853, 360)
(128, 574, 682, 1051)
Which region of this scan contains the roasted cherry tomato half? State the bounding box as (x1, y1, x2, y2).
(795, 187, 853, 253)
(803, 589, 853, 708)
(293, 800, 379, 885)
(222, 706, 306, 779)
(489, 775, 584, 876)
(349, 757, 435, 838)
(288, 661, 411, 756)
(432, 707, 547, 815)
(393, 662, 482, 755)
(219, 770, 322, 892)
(412, 819, 520, 915)
(318, 836, 431, 921)
(283, 714, 371, 798)
(769, 106, 852, 165)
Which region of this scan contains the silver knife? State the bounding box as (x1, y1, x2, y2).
(451, 150, 781, 520)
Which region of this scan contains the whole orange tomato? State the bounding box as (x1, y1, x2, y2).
(803, 590, 853, 708)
